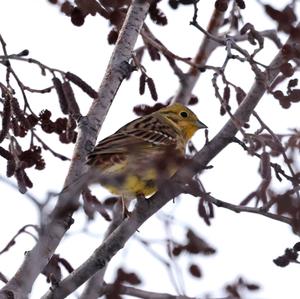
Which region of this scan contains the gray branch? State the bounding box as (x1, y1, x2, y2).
(0, 1, 151, 298)
(41, 21, 300, 299)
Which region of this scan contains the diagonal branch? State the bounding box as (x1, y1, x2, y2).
(206, 194, 292, 226)
(41, 20, 300, 299)
(0, 1, 151, 298)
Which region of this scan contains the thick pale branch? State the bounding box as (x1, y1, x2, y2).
(79, 204, 123, 299)
(41, 22, 299, 299)
(0, 1, 151, 298)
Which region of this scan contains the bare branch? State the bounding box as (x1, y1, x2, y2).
(40, 23, 299, 297)
(205, 194, 293, 226)
(100, 282, 231, 299)
(0, 1, 151, 298)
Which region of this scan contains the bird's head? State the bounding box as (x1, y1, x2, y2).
(158, 103, 207, 140)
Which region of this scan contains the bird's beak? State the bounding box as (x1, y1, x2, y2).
(196, 119, 208, 129)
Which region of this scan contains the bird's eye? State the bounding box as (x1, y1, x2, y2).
(180, 111, 188, 118)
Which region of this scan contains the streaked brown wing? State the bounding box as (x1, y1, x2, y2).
(87, 114, 179, 166)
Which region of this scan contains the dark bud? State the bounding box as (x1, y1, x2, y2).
(65, 72, 98, 99)
(61, 1, 74, 16)
(189, 264, 202, 278)
(17, 49, 29, 56)
(172, 245, 183, 256)
(215, 0, 229, 12)
(293, 242, 300, 252)
(108, 27, 119, 45)
(71, 7, 85, 26)
(189, 95, 199, 105)
(245, 283, 260, 291)
(168, 0, 179, 9)
(273, 255, 289, 267)
(236, 0, 245, 9)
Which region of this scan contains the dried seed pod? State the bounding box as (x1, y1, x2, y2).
(62, 81, 80, 115)
(52, 77, 69, 114)
(0, 95, 12, 143)
(65, 72, 98, 99)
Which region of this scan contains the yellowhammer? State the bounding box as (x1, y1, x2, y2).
(87, 103, 207, 215)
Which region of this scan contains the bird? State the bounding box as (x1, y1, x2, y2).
(86, 103, 207, 216)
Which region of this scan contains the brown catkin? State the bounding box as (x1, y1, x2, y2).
(260, 152, 271, 180)
(0, 95, 11, 143)
(65, 72, 98, 99)
(146, 77, 158, 101)
(6, 158, 16, 177)
(10, 97, 30, 128)
(62, 81, 80, 115)
(52, 77, 69, 114)
(15, 168, 27, 194)
(139, 73, 146, 95)
(0, 146, 12, 160)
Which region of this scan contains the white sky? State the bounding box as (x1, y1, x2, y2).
(0, 1, 300, 298)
